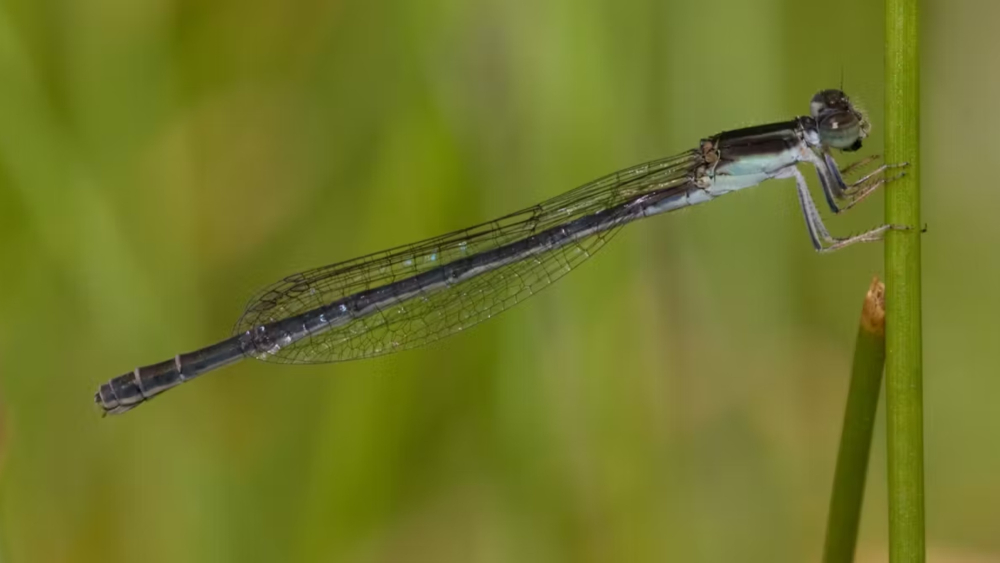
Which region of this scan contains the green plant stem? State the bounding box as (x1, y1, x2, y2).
(885, 0, 924, 561)
(823, 277, 886, 563)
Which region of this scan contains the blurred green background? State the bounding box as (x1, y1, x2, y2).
(0, 0, 996, 561)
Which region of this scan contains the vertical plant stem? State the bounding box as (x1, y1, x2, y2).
(885, 0, 924, 562)
(823, 278, 886, 563)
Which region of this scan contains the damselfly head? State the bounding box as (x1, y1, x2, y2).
(810, 89, 869, 152)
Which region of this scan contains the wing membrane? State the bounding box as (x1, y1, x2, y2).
(234, 151, 698, 362)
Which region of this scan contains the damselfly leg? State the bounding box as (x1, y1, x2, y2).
(779, 164, 908, 253)
(812, 151, 909, 214)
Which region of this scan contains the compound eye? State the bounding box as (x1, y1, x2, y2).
(818, 111, 862, 150)
(810, 89, 850, 119)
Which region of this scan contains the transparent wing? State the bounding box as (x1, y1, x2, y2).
(234, 151, 699, 363)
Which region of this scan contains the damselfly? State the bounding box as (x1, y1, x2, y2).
(96, 89, 905, 415)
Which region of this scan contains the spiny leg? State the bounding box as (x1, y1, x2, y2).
(777, 167, 904, 253)
(840, 158, 907, 195)
(830, 169, 908, 214)
(810, 151, 860, 213)
(812, 151, 908, 214)
(780, 167, 831, 248)
(839, 154, 882, 177)
(825, 151, 909, 197)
